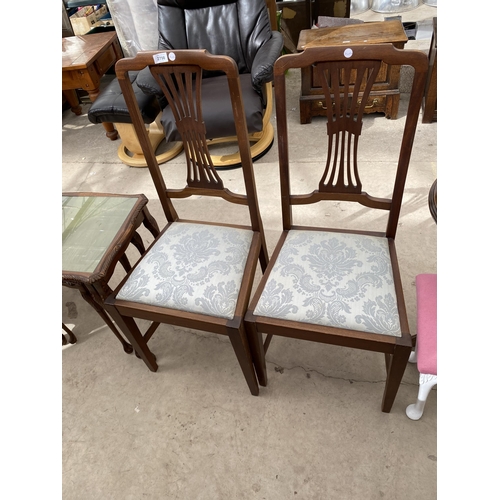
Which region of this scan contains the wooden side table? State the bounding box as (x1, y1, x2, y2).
(62, 193, 160, 360)
(62, 32, 123, 140)
(422, 17, 437, 124)
(428, 179, 437, 223)
(297, 21, 408, 123)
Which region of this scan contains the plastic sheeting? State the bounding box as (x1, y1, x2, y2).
(107, 0, 159, 57)
(371, 0, 420, 14)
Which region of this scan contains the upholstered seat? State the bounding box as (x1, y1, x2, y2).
(406, 273, 437, 420)
(254, 230, 401, 335)
(116, 222, 254, 319)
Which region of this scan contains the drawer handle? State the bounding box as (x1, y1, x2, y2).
(319, 98, 379, 110)
(357, 98, 379, 109)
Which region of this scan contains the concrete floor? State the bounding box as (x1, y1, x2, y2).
(62, 5, 437, 499)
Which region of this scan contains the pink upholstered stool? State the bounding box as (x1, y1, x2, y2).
(406, 274, 437, 420)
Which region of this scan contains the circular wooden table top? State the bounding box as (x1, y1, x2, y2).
(428, 179, 437, 223)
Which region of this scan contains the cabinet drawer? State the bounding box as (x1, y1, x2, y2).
(300, 94, 387, 121)
(310, 63, 390, 89)
(95, 45, 118, 75)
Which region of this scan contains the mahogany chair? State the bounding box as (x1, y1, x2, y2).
(102, 49, 269, 395)
(244, 43, 428, 412)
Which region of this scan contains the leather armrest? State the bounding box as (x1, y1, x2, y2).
(251, 31, 284, 91)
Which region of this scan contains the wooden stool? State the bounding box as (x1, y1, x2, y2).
(406, 274, 437, 420)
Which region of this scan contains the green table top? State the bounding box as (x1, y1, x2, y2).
(62, 195, 138, 274)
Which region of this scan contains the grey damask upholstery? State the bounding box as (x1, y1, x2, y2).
(116, 222, 253, 319)
(254, 230, 401, 336)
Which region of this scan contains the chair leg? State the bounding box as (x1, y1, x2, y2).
(381, 344, 412, 413)
(228, 326, 260, 396)
(406, 373, 437, 420)
(245, 320, 268, 387)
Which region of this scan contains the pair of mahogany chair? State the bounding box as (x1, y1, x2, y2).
(90, 25, 430, 413)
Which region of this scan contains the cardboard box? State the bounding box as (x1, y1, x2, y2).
(70, 5, 108, 36)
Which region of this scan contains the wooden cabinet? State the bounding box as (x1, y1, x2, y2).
(277, 0, 350, 49)
(297, 21, 408, 123)
(422, 17, 437, 123)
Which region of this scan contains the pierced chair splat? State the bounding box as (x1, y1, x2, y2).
(103, 49, 269, 395)
(244, 43, 428, 412)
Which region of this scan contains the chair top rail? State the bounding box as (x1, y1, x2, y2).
(273, 43, 428, 238)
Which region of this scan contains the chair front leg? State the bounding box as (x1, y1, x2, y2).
(244, 320, 268, 387)
(381, 344, 412, 413)
(228, 325, 260, 396)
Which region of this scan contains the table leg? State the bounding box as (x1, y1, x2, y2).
(62, 323, 77, 344)
(131, 232, 146, 255)
(78, 284, 133, 354)
(142, 207, 161, 238)
(88, 87, 119, 141)
(63, 89, 82, 116)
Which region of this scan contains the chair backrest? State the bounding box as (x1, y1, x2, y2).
(115, 49, 267, 238)
(273, 44, 428, 239)
(156, 0, 274, 75)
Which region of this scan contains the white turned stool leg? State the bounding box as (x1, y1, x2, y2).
(406, 373, 438, 420)
(409, 349, 417, 363)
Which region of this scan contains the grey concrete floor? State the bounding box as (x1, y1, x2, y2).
(61, 6, 438, 500)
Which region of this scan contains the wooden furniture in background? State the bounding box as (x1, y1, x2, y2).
(277, 0, 350, 49)
(62, 32, 123, 140)
(297, 21, 408, 123)
(428, 179, 437, 223)
(62, 193, 160, 355)
(422, 17, 437, 123)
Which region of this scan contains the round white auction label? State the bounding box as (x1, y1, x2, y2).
(168, 52, 176, 61)
(344, 48, 353, 58)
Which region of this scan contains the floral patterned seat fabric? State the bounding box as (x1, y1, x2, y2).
(254, 230, 401, 336)
(116, 222, 253, 320)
